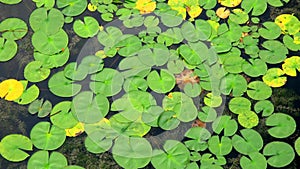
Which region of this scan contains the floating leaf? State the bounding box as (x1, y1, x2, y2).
(27, 151, 68, 169)
(48, 71, 81, 97)
(64, 62, 88, 81)
(262, 68, 287, 87)
(151, 140, 189, 169)
(242, 59, 267, 77)
(28, 99, 52, 118)
(294, 137, 300, 156)
(30, 122, 66, 150)
(34, 48, 70, 69)
(241, 0, 267, 16)
(216, 7, 230, 19)
(184, 127, 211, 151)
(219, 0, 242, 7)
(15, 82, 40, 105)
(0, 0, 22, 4)
(138, 44, 170, 67)
(247, 81, 272, 100)
(85, 130, 113, 154)
(238, 111, 259, 128)
(114, 35, 142, 57)
(229, 97, 251, 114)
(282, 56, 300, 76)
(65, 122, 84, 137)
(220, 73, 247, 96)
(204, 93, 222, 107)
(147, 69, 175, 93)
(56, 0, 87, 16)
(123, 76, 148, 92)
(266, 113, 296, 138)
(158, 111, 180, 130)
(232, 129, 263, 155)
(254, 100, 274, 117)
(0, 18, 27, 40)
(208, 136, 232, 156)
(181, 20, 211, 42)
(258, 22, 281, 40)
(32, 0, 55, 9)
(50, 101, 78, 129)
(229, 9, 249, 24)
(263, 141, 295, 168)
(29, 8, 64, 35)
(0, 134, 32, 162)
(240, 152, 267, 169)
(0, 79, 23, 101)
(135, 0, 156, 14)
(142, 105, 163, 126)
(0, 38, 17, 62)
(97, 26, 123, 48)
(72, 91, 109, 124)
(275, 14, 300, 35)
(73, 16, 99, 38)
(212, 115, 238, 136)
(259, 40, 288, 64)
(24, 61, 50, 82)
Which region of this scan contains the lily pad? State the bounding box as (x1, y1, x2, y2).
(138, 44, 170, 67)
(24, 61, 50, 82)
(258, 22, 281, 39)
(30, 122, 66, 150)
(32, 0, 55, 9)
(184, 127, 211, 151)
(247, 81, 272, 100)
(219, 0, 242, 7)
(229, 97, 251, 114)
(0, 38, 18, 62)
(204, 93, 222, 107)
(241, 0, 267, 16)
(181, 20, 212, 42)
(259, 40, 288, 64)
(123, 76, 148, 92)
(78, 55, 104, 75)
(294, 137, 300, 156)
(0, 0, 22, 4)
(64, 62, 88, 81)
(262, 68, 287, 87)
(29, 8, 64, 35)
(118, 56, 151, 78)
(240, 152, 267, 169)
(208, 136, 232, 156)
(0, 134, 32, 162)
(147, 69, 175, 93)
(212, 115, 238, 136)
(282, 56, 300, 76)
(229, 9, 249, 24)
(238, 110, 259, 128)
(198, 106, 217, 122)
(48, 71, 81, 97)
(242, 59, 267, 77)
(158, 111, 180, 130)
(34, 48, 70, 69)
(0, 79, 23, 101)
(266, 113, 296, 138)
(263, 141, 295, 168)
(0, 18, 27, 40)
(151, 140, 189, 169)
(90, 68, 124, 96)
(15, 81, 39, 105)
(72, 91, 109, 124)
(27, 151, 68, 169)
(232, 129, 263, 155)
(84, 130, 113, 154)
(220, 73, 247, 96)
(50, 101, 78, 129)
(97, 26, 123, 48)
(254, 100, 274, 117)
(56, 0, 87, 16)
(73, 16, 99, 38)
(28, 99, 52, 118)
(114, 35, 142, 57)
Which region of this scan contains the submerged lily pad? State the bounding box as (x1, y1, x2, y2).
(27, 150, 68, 169)
(0, 134, 32, 162)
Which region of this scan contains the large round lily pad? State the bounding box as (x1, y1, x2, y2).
(0, 18, 28, 40)
(266, 113, 296, 138)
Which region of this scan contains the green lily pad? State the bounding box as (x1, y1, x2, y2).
(123, 76, 148, 92)
(157, 27, 183, 46)
(147, 69, 175, 93)
(282, 56, 300, 76)
(0, 18, 27, 40)
(34, 48, 70, 69)
(0, 38, 17, 62)
(50, 101, 78, 129)
(142, 105, 164, 127)
(211, 37, 232, 53)
(181, 19, 212, 42)
(247, 81, 272, 100)
(15, 81, 40, 105)
(232, 129, 263, 155)
(238, 111, 259, 128)
(258, 22, 281, 39)
(27, 150, 68, 169)
(222, 56, 245, 73)
(229, 9, 249, 24)
(208, 136, 232, 156)
(114, 35, 142, 57)
(220, 73, 247, 96)
(30, 122, 66, 150)
(262, 68, 287, 87)
(64, 62, 88, 81)
(32, 29, 68, 55)
(72, 91, 109, 124)
(212, 115, 238, 136)
(259, 40, 288, 64)
(24, 61, 50, 82)
(183, 83, 201, 98)
(241, 0, 267, 16)
(242, 59, 267, 77)
(179, 44, 205, 66)
(73, 16, 99, 38)
(0, 134, 32, 162)
(263, 141, 295, 168)
(198, 106, 217, 122)
(56, 0, 87, 16)
(229, 97, 251, 114)
(90, 68, 124, 96)
(28, 99, 52, 118)
(0, 0, 22, 4)
(113, 136, 152, 169)
(158, 11, 183, 27)
(85, 130, 113, 154)
(29, 8, 64, 35)
(294, 137, 300, 156)
(78, 55, 104, 74)
(283, 34, 300, 51)
(254, 100, 274, 117)
(97, 26, 123, 48)
(167, 59, 185, 74)
(240, 152, 267, 169)
(64, 166, 85, 169)
(48, 71, 81, 97)
(204, 93, 222, 107)
(158, 111, 180, 130)
(151, 140, 190, 169)
(266, 113, 296, 138)
(32, 0, 55, 9)
(118, 56, 151, 78)
(138, 44, 170, 67)
(184, 127, 211, 151)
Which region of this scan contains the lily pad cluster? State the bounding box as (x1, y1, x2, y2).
(1, 0, 300, 169)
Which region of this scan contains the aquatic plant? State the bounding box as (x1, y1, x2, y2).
(1, 0, 300, 168)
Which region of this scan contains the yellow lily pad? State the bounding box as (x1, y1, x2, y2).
(282, 56, 300, 76)
(216, 7, 230, 19)
(275, 14, 300, 35)
(136, 0, 156, 14)
(262, 68, 287, 88)
(65, 122, 85, 137)
(87, 3, 97, 12)
(0, 79, 24, 101)
(218, 0, 242, 7)
(168, 0, 202, 19)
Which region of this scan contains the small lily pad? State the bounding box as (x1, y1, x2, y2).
(15, 81, 40, 105)
(240, 152, 267, 169)
(232, 129, 263, 155)
(262, 68, 287, 87)
(259, 40, 288, 64)
(73, 16, 99, 38)
(247, 81, 272, 100)
(208, 136, 232, 156)
(56, 0, 87, 16)
(282, 56, 300, 76)
(24, 61, 50, 82)
(158, 111, 180, 130)
(258, 22, 281, 39)
(229, 97, 251, 114)
(50, 101, 78, 129)
(212, 115, 238, 136)
(28, 99, 52, 118)
(184, 127, 211, 151)
(242, 59, 267, 77)
(204, 92, 222, 107)
(266, 113, 296, 138)
(238, 111, 259, 128)
(0, 38, 18, 62)
(198, 106, 217, 122)
(220, 73, 247, 96)
(254, 100, 274, 117)
(147, 69, 175, 93)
